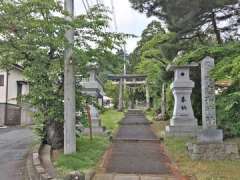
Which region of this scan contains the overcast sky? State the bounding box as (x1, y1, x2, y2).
(74, 0, 156, 53)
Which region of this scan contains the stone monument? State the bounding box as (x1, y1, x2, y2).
(198, 56, 223, 143)
(83, 104, 105, 134)
(187, 57, 239, 160)
(80, 62, 105, 135)
(165, 63, 198, 136)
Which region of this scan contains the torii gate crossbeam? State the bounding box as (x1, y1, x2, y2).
(108, 74, 149, 111)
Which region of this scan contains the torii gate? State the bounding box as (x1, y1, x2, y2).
(108, 74, 149, 111)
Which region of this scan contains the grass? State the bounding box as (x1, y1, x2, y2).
(153, 121, 240, 180)
(55, 109, 123, 177)
(145, 109, 155, 122)
(100, 109, 124, 131)
(55, 136, 109, 176)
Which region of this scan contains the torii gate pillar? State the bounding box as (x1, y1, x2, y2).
(118, 78, 123, 111)
(146, 85, 150, 109)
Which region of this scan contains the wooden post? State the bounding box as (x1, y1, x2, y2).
(64, 0, 76, 154)
(86, 104, 93, 141)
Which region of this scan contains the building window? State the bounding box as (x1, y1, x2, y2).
(0, 75, 4, 86)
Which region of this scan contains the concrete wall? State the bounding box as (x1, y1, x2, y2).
(21, 107, 33, 126)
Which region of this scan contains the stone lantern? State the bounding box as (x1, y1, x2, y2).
(86, 61, 99, 81)
(166, 63, 198, 136)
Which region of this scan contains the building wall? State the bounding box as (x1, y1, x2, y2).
(8, 68, 28, 104)
(0, 68, 31, 126)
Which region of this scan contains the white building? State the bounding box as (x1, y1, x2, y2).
(0, 64, 32, 126)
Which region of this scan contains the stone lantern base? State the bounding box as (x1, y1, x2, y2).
(83, 117, 105, 135)
(165, 117, 199, 137)
(166, 125, 199, 137)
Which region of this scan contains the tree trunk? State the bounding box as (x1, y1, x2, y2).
(211, 11, 222, 44)
(44, 120, 64, 150)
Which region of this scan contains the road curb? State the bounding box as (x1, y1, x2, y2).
(26, 144, 57, 180)
(26, 144, 97, 180)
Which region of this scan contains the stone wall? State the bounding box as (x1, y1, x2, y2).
(187, 142, 239, 160)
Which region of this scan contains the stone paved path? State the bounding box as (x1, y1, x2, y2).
(103, 110, 177, 178)
(0, 127, 34, 180)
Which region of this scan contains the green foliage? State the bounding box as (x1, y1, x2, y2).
(56, 136, 109, 174)
(100, 109, 124, 131)
(104, 81, 118, 108)
(216, 89, 240, 137)
(130, 24, 175, 111)
(0, 0, 125, 144)
(128, 20, 166, 71)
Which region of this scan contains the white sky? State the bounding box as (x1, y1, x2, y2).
(74, 0, 157, 53)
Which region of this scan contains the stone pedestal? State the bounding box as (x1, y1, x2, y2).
(166, 64, 198, 136)
(83, 105, 105, 135)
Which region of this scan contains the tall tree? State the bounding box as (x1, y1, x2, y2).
(129, 20, 165, 71)
(0, 0, 123, 149)
(129, 0, 240, 43)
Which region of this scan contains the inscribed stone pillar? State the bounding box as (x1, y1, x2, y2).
(197, 56, 223, 143)
(118, 78, 123, 111)
(165, 64, 198, 136)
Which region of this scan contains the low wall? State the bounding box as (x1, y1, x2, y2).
(0, 103, 33, 126)
(187, 142, 240, 160)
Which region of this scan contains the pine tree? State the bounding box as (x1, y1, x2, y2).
(129, 0, 240, 44)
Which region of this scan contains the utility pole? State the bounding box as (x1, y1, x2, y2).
(64, 0, 76, 154)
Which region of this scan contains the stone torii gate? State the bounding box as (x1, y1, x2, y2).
(108, 74, 149, 111)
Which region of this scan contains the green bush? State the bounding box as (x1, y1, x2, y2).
(216, 90, 240, 137)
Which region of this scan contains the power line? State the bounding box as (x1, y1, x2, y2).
(85, 0, 91, 9)
(81, 0, 88, 14)
(96, 0, 99, 5)
(88, 0, 93, 6)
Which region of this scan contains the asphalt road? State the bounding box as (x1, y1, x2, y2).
(106, 111, 172, 175)
(0, 127, 34, 180)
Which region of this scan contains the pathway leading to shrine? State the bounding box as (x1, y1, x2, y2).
(94, 110, 181, 180)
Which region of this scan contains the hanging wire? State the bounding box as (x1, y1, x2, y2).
(85, 0, 91, 9)
(81, 0, 88, 14)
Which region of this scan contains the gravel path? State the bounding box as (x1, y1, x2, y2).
(0, 127, 34, 180)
